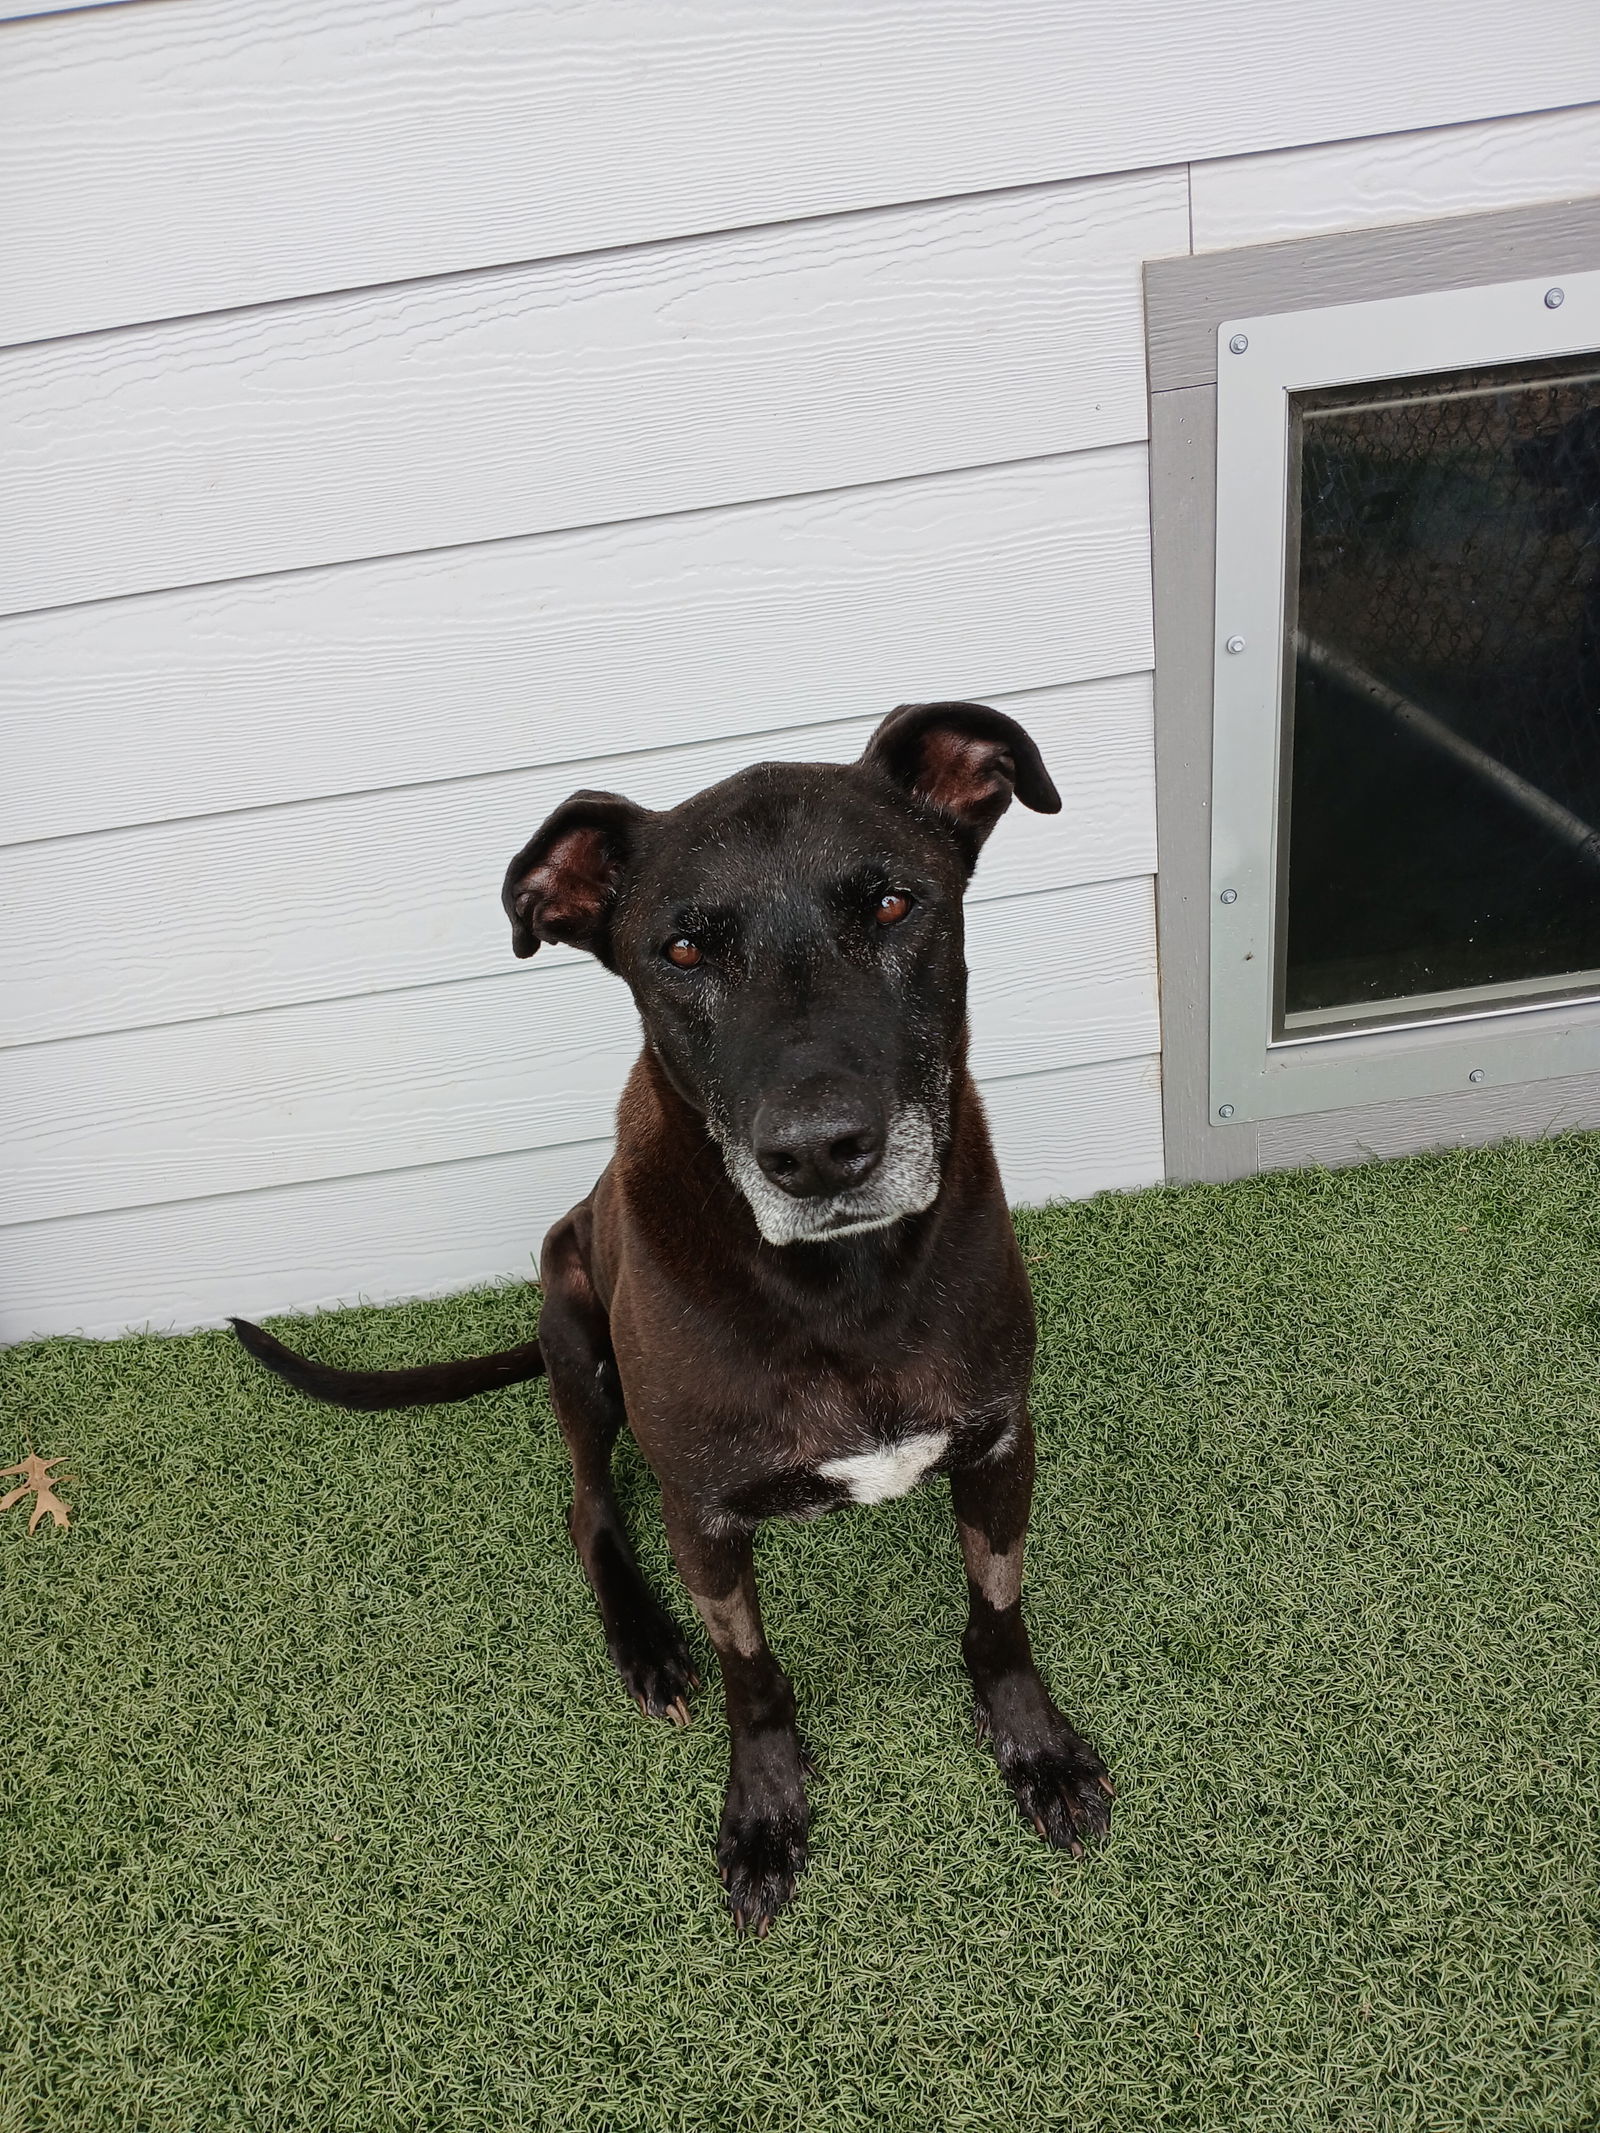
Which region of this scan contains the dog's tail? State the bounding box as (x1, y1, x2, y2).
(230, 1315, 544, 1412)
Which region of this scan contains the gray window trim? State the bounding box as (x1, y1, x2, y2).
(1145, 195, 1600, 1183)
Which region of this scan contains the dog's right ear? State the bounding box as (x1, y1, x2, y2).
(502, 790, 651, 963)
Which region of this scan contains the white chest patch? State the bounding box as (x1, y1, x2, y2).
(818, 1430, 950, 1506)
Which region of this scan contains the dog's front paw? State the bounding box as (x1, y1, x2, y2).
(609, 1605, 699, 1727)
(979, 1698, 1114, 1854)
(716, 1769, 809, 1935)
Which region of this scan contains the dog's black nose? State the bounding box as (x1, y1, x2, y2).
(752, 1081, 886, 1198)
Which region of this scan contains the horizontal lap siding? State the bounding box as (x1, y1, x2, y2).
(0, 1056, 1166, 1342)
(3, 677, 1154, 1047)
(5, 0, 1598, 341)
(0, 452, 1153, 845)
(1, 877, 1160, 1227)
(1, 174, 1186, 613)
(3, 38, 1166, 1342)
(1190, 102, 1600, 252)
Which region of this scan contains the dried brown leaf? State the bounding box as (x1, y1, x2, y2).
(1, 1453, 74, 1534)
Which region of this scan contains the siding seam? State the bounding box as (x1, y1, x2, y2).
(0, 668, 1156, 856)
(0, 872, 1157, 1057)
(0, 1053, 1162, 1236)
(0, 438, 1150, 626)
(0, 163, 1190, 359)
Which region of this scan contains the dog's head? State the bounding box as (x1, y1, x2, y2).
(503, 703, 1059, 1244)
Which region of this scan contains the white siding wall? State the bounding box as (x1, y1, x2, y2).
(3, 0, 1599, 1341)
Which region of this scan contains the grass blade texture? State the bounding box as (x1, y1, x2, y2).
(4, 1134, 1600, 2130)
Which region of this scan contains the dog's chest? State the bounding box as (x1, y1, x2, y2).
(712, 1375, 1011, 1523)
(816, 1430, 949, 1506)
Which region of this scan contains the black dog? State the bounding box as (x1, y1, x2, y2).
(234, 700, 1114, 1930)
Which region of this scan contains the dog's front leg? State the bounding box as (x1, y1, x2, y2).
(950, 1420, 1114, 1853)
(660, 1491, 809, 1933)
(539, 1214, 698, 1723)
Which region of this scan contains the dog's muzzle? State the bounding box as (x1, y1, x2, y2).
(715, 1101, 944, 1245)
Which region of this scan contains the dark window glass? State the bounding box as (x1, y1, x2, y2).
(1280, 353, 1600, 1034)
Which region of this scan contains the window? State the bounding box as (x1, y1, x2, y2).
(1146, 200, 1600, 1176)
(1282, 354, 1600, 1039)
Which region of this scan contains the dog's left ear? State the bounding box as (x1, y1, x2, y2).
(861, 701, 1061, 859)
(502, 790, 651, 964)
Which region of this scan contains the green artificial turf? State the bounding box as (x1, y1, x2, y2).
(5, 1134, 1600, 2130)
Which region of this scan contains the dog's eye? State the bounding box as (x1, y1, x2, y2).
(875, 891, 913, 927)
(664, 937, 703, 968)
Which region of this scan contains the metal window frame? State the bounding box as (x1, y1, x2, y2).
(1212, 269, 1600, 1123)
(1145, 196, 1600, 1183)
